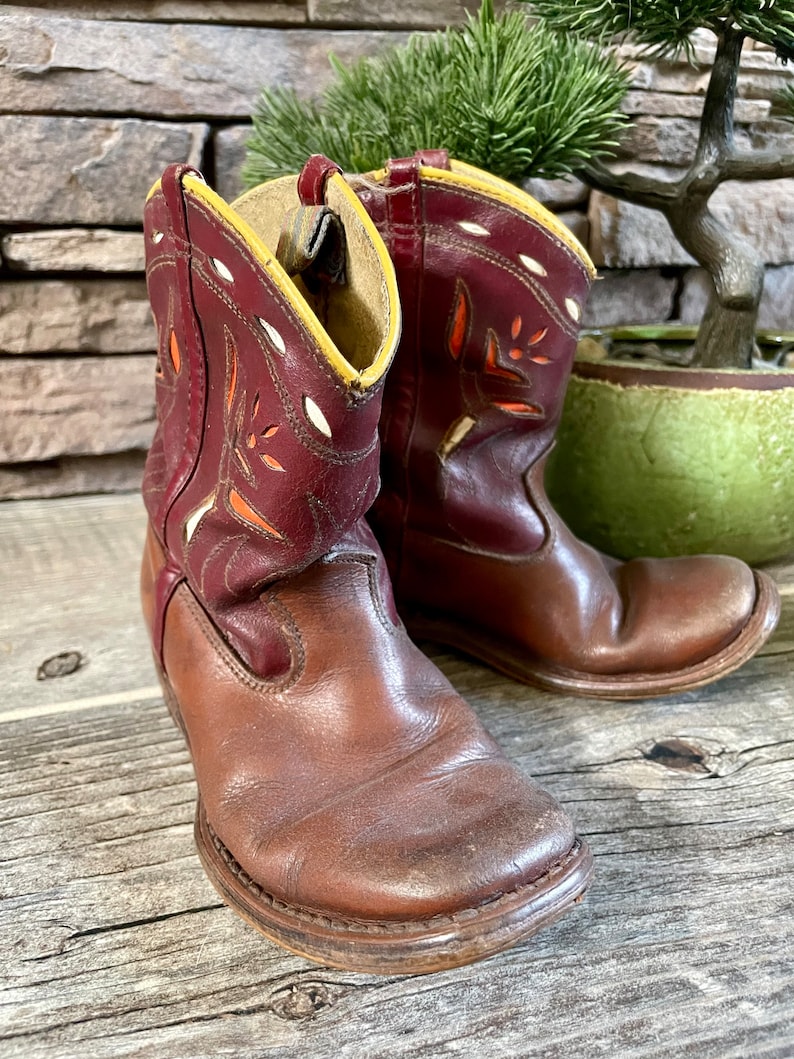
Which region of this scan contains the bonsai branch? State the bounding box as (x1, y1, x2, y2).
(584, 158, 679, 210)
(723, 152, 794, 181)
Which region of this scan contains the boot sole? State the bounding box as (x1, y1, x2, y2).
(402, 570, 781, 701)
(157, 666, 594, 974)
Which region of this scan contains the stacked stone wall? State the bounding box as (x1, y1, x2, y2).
(0, 3, 791, 497)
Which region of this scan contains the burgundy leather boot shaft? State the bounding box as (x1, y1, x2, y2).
(357, 154, 592, 570)
(139, 160, 593, 973)
(356, 154, 780, 699)
(144, 163, 391, 677)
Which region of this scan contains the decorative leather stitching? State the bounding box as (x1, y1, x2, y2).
(205, 818, 585, 934)
(429, 183, 592, 285)
(322, 552, 402, 635)
(424, 226, 579, 339)
(191, 259, 378, 467)
(179, 584, 305, 693)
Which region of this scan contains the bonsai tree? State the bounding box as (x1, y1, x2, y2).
(523, 0, 794, 369)
(245, 1, 630, 188)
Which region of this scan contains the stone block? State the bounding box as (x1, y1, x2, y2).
(680, 266, 794, 332)
(0, 13, 402, 118)
(621, 90, 769, 123)
(2, 230, 145, 273)
(615, 116, 754, 165)
(214, 125, 252, 203)
(0, 116, 207, 226)
(0, 452, 146, 500)
(0, 355, 156, 462)
(520, 175, 589, 210)
(621, 36, 793, 101)
(307, 0, 489, 26)
(0, 280, 154, 355)
(589, 179, 794, 269)
(582, 270, 677, 328)
(13, 2, 306, 22)
(557, 211, 589, 248)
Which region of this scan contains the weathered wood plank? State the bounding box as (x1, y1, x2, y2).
(0, 279, 152, 355)
(0, 356, 155, 462)
(0, 116, 207, 226)
(2, 230, 145, 273)
(0, 494, 157, 714)
(0, 494, 792, 1058)
(0, 15, 403, 120)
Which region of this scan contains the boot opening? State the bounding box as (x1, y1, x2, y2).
(233, 174, 398, 381)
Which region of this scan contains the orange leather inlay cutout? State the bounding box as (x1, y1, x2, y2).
(261, 454, 285, 472)
(494, 400, 543, 417)
(485, 333, 522, 382)
(247, 433, 257, 448)
(509, 347, 523, 361)
(252, 394, 260, 418)
(447, 282, 469, 360)
(530, 354, 551, 364)
(227, 342, 238, 410)
(169, 331, 181, 373)
(228, 488, 283, 539)
(511, 315, 522, 340)
(528, 327, 548, 346)
(263, 425, 279, 438)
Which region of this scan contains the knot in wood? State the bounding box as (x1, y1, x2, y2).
(269, 981, 336, 1021)
(642, 737, 711, 774)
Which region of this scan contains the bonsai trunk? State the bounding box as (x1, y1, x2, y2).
(585, 22, 773, 370)
(663, 25, 764, 369)
(666, 200, 765, 369)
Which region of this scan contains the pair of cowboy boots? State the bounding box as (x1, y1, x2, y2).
(140, 153, 779, 975)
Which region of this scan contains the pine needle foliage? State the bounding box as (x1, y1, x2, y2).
(524, 0, 794, 63)
(243, 0, 630, 188)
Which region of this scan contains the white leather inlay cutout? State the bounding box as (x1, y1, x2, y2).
(184, 493, 216, 543)
(257, 317, 287, 355)
(458, 221, 490, 236)
(303, 395, 332, 438)
(210, 258, 234, 282)
(518, 254, 548, 277)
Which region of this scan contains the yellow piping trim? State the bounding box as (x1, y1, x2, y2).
(363, 159, 595, 278)
(149, 173, 399, 389)
(325, 171, 401, 389)
(427, 161, 596, 277)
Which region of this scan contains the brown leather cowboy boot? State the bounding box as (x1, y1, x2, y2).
(139, 158, 593, 974)
(355, 153, 780, 700)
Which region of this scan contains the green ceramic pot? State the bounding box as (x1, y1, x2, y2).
(546, 330, 794, 565)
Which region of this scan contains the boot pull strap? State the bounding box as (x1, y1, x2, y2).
(160, 163, 204, 240)
(413, 149, 450, 169)
(297, 154, 342, 206)
(276, 205, 347, 292)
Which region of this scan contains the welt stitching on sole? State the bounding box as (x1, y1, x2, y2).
(204, 818, 586, 936)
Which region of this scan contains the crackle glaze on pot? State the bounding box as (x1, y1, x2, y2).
(546, 358, 794, 565)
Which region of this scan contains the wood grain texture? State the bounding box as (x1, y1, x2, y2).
(0, 494, 792, 1058)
